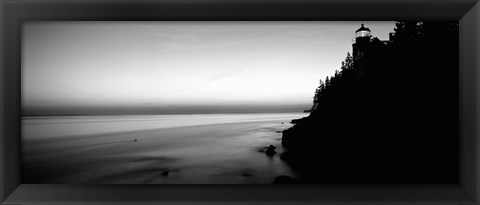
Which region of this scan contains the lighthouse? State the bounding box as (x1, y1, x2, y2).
(351, 23, 394, 83)
(353, 23, 372, 59)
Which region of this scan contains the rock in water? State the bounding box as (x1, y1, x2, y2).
(265, 145, 277, 156)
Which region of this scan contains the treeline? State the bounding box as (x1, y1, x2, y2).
(309, 52, 355, 112)
(281, 21, 459, 184)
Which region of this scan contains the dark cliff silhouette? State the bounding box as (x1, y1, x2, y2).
(281, 22, 459, 184)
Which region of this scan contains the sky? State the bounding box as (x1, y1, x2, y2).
(22, 21, 395, 115)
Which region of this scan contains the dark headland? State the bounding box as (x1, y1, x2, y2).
(278, 22, 459, 184)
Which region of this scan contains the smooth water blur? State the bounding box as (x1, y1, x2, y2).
(23, 113, 306, 138)
(22, 113, 308, 184)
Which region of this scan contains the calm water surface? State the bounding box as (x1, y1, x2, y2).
(22, 113, 307, 184)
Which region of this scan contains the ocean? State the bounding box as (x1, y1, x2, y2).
(22, 113, 308, 184)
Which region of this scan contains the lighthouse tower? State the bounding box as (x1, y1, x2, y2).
(353, 23, 371, 59)
(352, 23, 373, 80)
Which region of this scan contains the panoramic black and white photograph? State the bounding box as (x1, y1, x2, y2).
(22, 21, 459, 184)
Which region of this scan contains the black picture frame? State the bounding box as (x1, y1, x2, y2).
(1, 0, 479, 204)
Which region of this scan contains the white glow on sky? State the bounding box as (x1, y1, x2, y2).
(23, 21, 394, 113)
